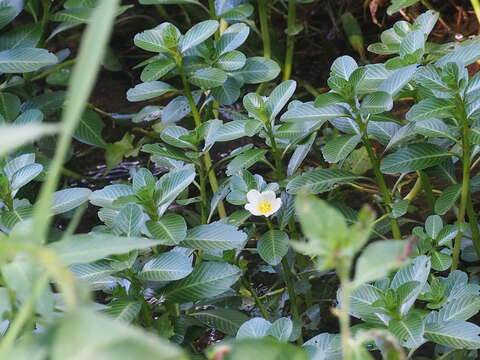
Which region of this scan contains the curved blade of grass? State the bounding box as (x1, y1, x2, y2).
(32, 0, 120, 244)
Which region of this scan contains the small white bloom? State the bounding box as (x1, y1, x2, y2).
(244, 190, 282, 217)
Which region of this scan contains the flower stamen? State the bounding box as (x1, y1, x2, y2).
(258, 201, 273, 214)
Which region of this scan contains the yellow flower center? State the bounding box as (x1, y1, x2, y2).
(258, 201, 272, 214)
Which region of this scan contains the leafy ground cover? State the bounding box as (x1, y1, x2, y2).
(2, 0, 480, 359)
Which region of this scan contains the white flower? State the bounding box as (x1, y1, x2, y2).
(244, 190, 282, 217)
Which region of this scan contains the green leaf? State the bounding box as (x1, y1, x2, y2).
(391, 199, 409, 218)
(331, 55, 358, 80)
(140, 0, 200, 4)
(20, 91, 66, 115)
(415, 65, 451, 92)
(399, 30, 425, 57)
(227, 338, 308, 360)
(126, 81, 176, 102)
(0, 92, 20, 121)
(287, 132, 316, 176)
(89, 184, 135, 209)
(0, 23, 42, 51)
(162, 92, 200, 123)
(142, 143, 192, 163)
(216, 50, 246, 71)
(180, 222, 247, 251)
(211, 77, 241, 105)
(237, 318, 272, 339)
(51, 188, 92, 215)
(226, 149, 267, 176)
(243, 92, 268, 121)
(435, 184, 461, 215)
(353, 240, 406, 288)
(0, 48, 57, 73)
(436, 295, 480, 322)
(431, 251, 452, 271)
(146, 214, 187, 245)
(303, 333, 341, 358)
(132, 168, 156, 191)
(113, 203, 143, 237)
(50, 8, 94, 22)
(257, 230, 289, 266)
(391, 256, 430, 315)
(103, 299, 142, 323)
(378, 64, 417, 96)
(322, 134, 361, 163)
(156, 166, 196, 208)
(293, 195, 348, 257)
(73, 109, 107, 148)
(4, 153, 35, 179)
(267, 317, 293, 342)
(314, 92, 344, 107)
(140, 57, 176, 82)
(134, 23, 181, 53)
(49, 233, 162, 265)
(51, 309, 186, 360)
(266, 80, 296, 120)
(138, 251, 193, 281)
(10, 164, 42, 191)
(189, 67, 227, 89)
(380, 143, 452, 174)
(179, 20, 218, 53)
(405, 98, 455, 121)
(425, 214, 443, 238)
(414, 118, 457, 141)
(165, 261, 241, 303)
(387, 0, 420, 15)
(161, 126, 195, 149)
(360, 91, 393, 115)
(286, 168, 364, 194)
(217, 23, 250, 55)
(424, 321, 480, 349)
(190, 309, 249, 335)
(0, 124, 58, 156)
(236, 57, 280, 84)
(219, 3, 254, 21)
(281, 102, 349, 122)
(14, 109, 44, 125)
(388, 313, 425, 349)
(436, 44, 480, 67)
(70, 260, 116, 285)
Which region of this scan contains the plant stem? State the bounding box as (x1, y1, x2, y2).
(178, 62, 227, 219)
(363, 135, 401, 239)
(266, 217, 302, 342)
(241, 277, 270, 320)
(0, 275, 49, 358)
(30, 59, 76, 82)
(198, 160, 208, 224)
(452, 122, 473, 270)
(337, 268, 353, 360)
(281, 258, 303, 344)
(282, 0, 296, 81)
(452, 93, 480, 268)
(38, 0, 51, 47)
(258, 0, 271, 59)
(265, 121, 284, 181)
(418, 170, 435, 211)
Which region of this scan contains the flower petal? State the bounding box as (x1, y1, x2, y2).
(245, 202, 262, 216)
(246, 189, 261, 204)
(261, 190, 276, 203)
(271, 198, 282, 213)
